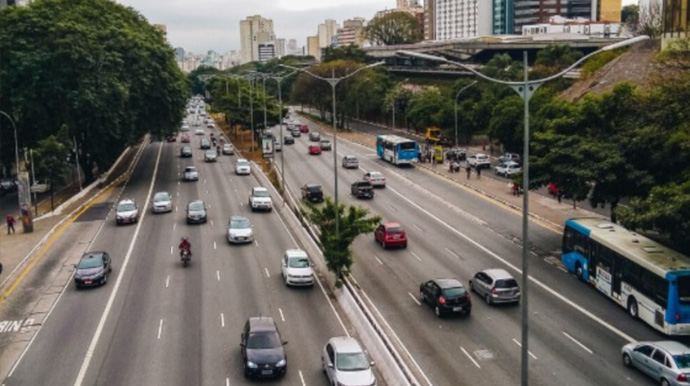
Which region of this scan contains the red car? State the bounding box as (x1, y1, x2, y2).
(299, 124, 309, 133)
(181, 134, 191, 143)
(375, 221, 407, 249)
(308, 145, 322, 155)
(167, 135, 177, 142)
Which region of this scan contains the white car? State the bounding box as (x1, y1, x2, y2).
(226, 216, 253, 244)
(342, 155, 359, 169)
(30, 180, 51, 193)
(204, 149, 217, 162)
(194, 128, 205, 135)
(222, 143, 234, 155)
(248, 187, 272, 212)
(494, 161, 521, 177)
(363, 171, 386, 188)
(322, 337, 376, 386)
(274, 139, 282, 152)
(115, 199, 139, 225)
(467, 153, 491, 169)
(235, 159, 250, 175)
(151, 191, 172, 213)
(281, 249, 315, 286)
(184, 166, 199, 181)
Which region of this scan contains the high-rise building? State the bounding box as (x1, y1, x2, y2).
(287, 39, 300, 55)
(596, 0, 622, 22)
(240, 15, 275, 64)
(493, 0, 515, 34)
(275, 38, 286, 57)
(258, 43, 276, 62)
(337, 17, 367, 47)
(174, 47, 185, 63)
(0, 0, 31, 6)
(513, 0, 594, 34)
(424, 0, 436, 40)
(307, 36, 320, 59)
(435, 0, 493, 40)
(317, 19, 340, 48)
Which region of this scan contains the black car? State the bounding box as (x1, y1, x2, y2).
(301, 183, 324, 203)
(74, 251, 112, 289)
(241, 317, 288, 379)
(180, 146, 193, 158)
(446, 148, 467, 161)
(283, 135, 294, 145)
(351, 181, 374, 199)
(420, 278, 472, 317)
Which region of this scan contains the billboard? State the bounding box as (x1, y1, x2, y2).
(262, 137, 274, 158)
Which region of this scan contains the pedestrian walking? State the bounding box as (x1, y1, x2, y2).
(476, 166, 482, 179)
(466, 165, 471, 179)
(6, 214, 16, 234)
(512, 182, 520, 196)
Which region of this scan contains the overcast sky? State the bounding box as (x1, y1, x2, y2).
(114, 0, 639, 54)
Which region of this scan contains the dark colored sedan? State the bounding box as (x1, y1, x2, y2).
(301, 183, 324, 203)
(74, 251, 112, 289)
(283, 135, 294, 145)
(241, 317, 288, 379)
(180, 146, 193, 158)
(351, 181, 374, 199)
(420, 278, 472, 317)
(186, 199, 207, 224)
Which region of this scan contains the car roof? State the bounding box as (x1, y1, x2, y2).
(368, 171, 382, 176)
(285, 249, 308, 258)
(253, 187, 268, 192)
(81, 251, 106, 259)
(344, 155, 356, 159)
(185, 166, 196, 170)
(482, 268, 514, 280)
(648, 341, 690, 354)
(502, 161, 520, 166)
(188, 199, 204, 205)
(321, 139, 330, 142)
(248, 317, 277, 332)
(434, 278, 464, 289)
(237, 158, 248, 162)
(382, 221, 401, 228)
(328, 336, 364, 353)
(118, 199, 135, 205)
(305, 183, 321, 188)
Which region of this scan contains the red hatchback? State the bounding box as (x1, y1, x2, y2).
(181, 133, 191, 143)
(299, 124, 309, 133)
(375, 221, 407, 249)
(309, 145, 322, 155)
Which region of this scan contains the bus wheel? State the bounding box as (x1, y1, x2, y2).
(627, 298, 639, 319)
(575, 263, 584, 281)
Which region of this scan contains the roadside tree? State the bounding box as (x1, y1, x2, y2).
(365, 11, 422, 46)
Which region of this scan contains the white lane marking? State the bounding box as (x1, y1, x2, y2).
(178, 181, 180, 186)
(211, 220, 214, 227)
(413, 223, 423, 231)
(176, 191, 179, 197)
(175, 206, 178, 212)
(461, 347, 481, 369)
(173, 223, 176, 231)
(226, 378, 229, 386)
(444, 247, 459, 259)
(408, 292, 421, 306)
(410, 251, 422, 262)
(254, 240, 259, 247)
(213, 241, 217, 250)
(558, 266, 568, 273)
(299, 371, 306, 386)
(386, 183, 636, 343)
(74, 142, 165, 386)
(170, 246, 173, 255)
(279, 308, 286, 322)
(165, 275, 170, 288)
(562, 331, 593, 354)
(204, 179, 207, 184)
(512, 338, 538, 360)
(389, 204, 397, 212)
(216, 270, 220, 281)
(264, 268, 270, 278)
(374, 255, 384, 265)
(157, 319, 164, 340)
(220, 313, 225, 327)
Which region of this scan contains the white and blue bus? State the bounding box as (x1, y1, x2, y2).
(562, 218, 690, 335)
(376, 135, 419, 165)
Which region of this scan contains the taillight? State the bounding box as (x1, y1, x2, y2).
(677, 313, 681, 321)
(438, 296, 446, 305)
(678, 373, 687, 382)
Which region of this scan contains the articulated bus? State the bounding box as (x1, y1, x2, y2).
(376, 135, 419, 165)
(562, 218, 690, 335)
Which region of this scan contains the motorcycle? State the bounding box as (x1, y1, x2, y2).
(180, 248, 191, 267)
(449, 161, 461, 173)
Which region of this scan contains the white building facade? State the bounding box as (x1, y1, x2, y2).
(434, 0, 492, 40)
(522, 16, 620, 37)
(240, 15, 275, 64)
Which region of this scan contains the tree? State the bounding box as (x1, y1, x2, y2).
(322, 45, 371, 64)
(188, 66, 220, 96)
(365, 11, 422, 46)
(488, 96, 523, 152)
(0, 0, 189, 182)
(404, 87, 448, 133)
(302, 198, 381, 281)
(32, 132, 70, 210)
(618, 180, 690, 254)
(621, 4, 639, 24)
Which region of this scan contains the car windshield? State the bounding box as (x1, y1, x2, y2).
(321, 140, 329, 144)
(237, 161, 249, 167)
(288, 256, 310, 268)
(336, 352, 370, 371)
(253, 190, 269, 197)
(443, 287, 467, 297)
(230, 218, 250, 229)
(369, 172, 382, 178)
(188, 202, 204, 211)
(306, 185, 322, 192)
(186, 167, 196, 172)
(153, 193, 169, 202)
(677, 276, 690, 304)
(496, 279, 518, 288)
(224, 144, 232, 149)
(206, 150, 216, 156)
(673, 354, 690, 369)
(77, 255, 103, 269)
(247, 332, 281, 349)
(478, 155, 488, 160)
(118, 202, 135, 211)
(387, 227, 404, 234)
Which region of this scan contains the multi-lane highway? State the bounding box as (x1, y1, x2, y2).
(275, 110, 662, 386)
(1, 110, 354, 386)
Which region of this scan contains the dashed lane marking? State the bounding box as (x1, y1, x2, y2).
(264, 268, 270, 278)
(279, 308, 286, 322)
(410, 251, 423, 262)
(408, 292, 421, 306)
(157, 319, 164, 340)
(512, 338, 538, 360)
(461, 347, 481, 369)
(562, 331, 593, 354)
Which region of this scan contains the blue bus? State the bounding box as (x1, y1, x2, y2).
(376, 135, 419, 165)
(562, 218, 690, 335)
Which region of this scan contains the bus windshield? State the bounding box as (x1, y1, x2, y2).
(399, 141, 416, 151)
(678, 276, 690, 304)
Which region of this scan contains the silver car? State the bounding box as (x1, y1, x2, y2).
(322, 337, 376, 386)
(204, 149, 217, 162)
(115, 199, 139, 225)
(222, 143, 234, 155)
(151, 191, 172, 213)
(226, 216, 253, 244)
(622, 341, 690, 386)
(469, 268, 521, 305)
(184, 166, 198, 181)
(235, 159, 251, 175)
(342, 155, 359, 169)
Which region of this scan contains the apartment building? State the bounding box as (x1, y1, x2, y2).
(435, 0, 492, 40)
(337, 17, 367, 47)
(240, 15, 275, 64)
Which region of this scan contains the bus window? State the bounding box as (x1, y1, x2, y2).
(400, 142, 416, 151)
(677, 276, 690, 304)
(563, 227, 575, 253)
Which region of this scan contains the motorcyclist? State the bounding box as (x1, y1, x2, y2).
(179, 237, 191, 258)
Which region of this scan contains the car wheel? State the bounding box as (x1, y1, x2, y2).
(485, 294, 492, 305)
(469, 281, 474, 292)
(434, 306, 442, 318)
(622, 353, 632, 367)
(382, 240, 386, 249)
(402, 243, 407, 249)
(102, 273, 108, 285)
(419, 290, 425, 303)
(628, 298, 639, 319)
(661, 379, 671, 386)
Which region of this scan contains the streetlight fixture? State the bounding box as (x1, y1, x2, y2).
(280, 61, 385, 239)
(0, 110, 22, 213)
(454, 80, 477, 148)
(398, 35, 648, 386)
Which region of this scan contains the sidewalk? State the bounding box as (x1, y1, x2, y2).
(293, 110, 605, 231)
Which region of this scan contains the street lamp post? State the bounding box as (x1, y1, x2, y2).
(261, 75, 268, 136)
(398, 35, 648, 386)
(454, 80, 477, 147)
(280, 61, 385, 239)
